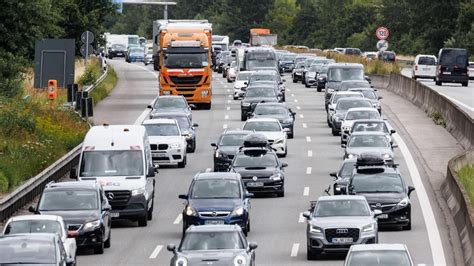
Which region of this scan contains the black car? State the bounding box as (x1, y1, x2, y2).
(330, 98, 373, 136)
(151, 112, 198, 153)
(229, 134, 288, 197)
(436, 48, 469, 87)
(316, 65, 329, 92)
(0, 234, 71, 266)
(212, 129, 253, 171)
(108, 43, 127, 59)
(292, 62, 306, 82)
(248, 80, 284, 102)
(30, 181, 112, 254)
(250, 102, 296, 138)
(330, 157, 357, 195)
(324, 63, 365, 110)
(279, 53, 296, 72)
(348, 155, 415, 230)
(240, 85, 279, 121)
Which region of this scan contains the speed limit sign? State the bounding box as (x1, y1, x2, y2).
(376, 27, 389, 40)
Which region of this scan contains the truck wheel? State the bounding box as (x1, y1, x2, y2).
(241, 113, 247, 121)
(462, 82, 468, 87)
(147, 198, 154, 220)
(332, 126, 338, 136)
(138, 212, 148, 227)
(94, 240, 105, 254)
(317, 87, 322, 92)
(435, 80, 442, 86)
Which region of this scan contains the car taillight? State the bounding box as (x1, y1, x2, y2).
(415, 65, 418, 71)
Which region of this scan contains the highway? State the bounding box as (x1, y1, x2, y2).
(401, 68, 474, 117)
(74, 59, 453, 265)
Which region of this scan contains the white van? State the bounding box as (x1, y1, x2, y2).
(72, 125, 157, 227)
(412, 55, 437, 80)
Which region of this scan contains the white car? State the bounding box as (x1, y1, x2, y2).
(242, 118, 288, 157)
(3, 215, 77, 265)
(327, 91, 364, 126)
(412, 54, 437, 80)
(142, 119, 187, 168)
(344, 244, 414, 266)
(340, 107, 381, 143)
(233, 71, 254, 99)
(227, 61, 238, 83)
(363, 52, 378, 61)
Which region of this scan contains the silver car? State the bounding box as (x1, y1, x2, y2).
(344, 244, 414, 266)
(303, 195, 380, 260)
(342, 131, 397, 163)
(167, 224, 257, 266)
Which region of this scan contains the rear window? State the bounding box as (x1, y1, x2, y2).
(418, 57, 436, 65)
(439, 49, 468, 66)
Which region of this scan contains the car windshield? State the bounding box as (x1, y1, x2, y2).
(39, 190, 98, 211)
(346, 110, 380, 120)
(340, 82, 370, 90)
(243, 121, 281, 131)
(352, 174, 404, 193)
(131, 47, 143, 53)
(180, 231, 244, 251)
(332, 94, 363, 104)
(233, 153, 278, 167)
(249, 74, 275, 82)
(439, 49, 468, 66)
(348, 135, 389, 148)
(0, 238, 56, 264)
(80, 150, 144, 177)
(418, 57, 436, 65)
(328, 68, 364, 82)
(237, 72, 252, 81)
(340, 161, 356, 178)
(154, 98, 187, 109)
(164, 52, 208, 68)
(191, 179, 241, 199)
(295, 62, 305, 69)
(320, 66, 329, 74)
(247, 60, 277, 70)
(353, 122, 389, 133)
(346, 250, 411, 266)
(314, 200, 370, 217)
(336, 100, 372, 110)
(245, 87, 276, 98)
(358, 90, 377, 99)
(309, 65, 322, 72)
(220, 134, 246, 146)
(144, 124, 179, 136)
(111, 44, 126, 50)
(254, 106, 288, 115)
(4, 220, 62, 236)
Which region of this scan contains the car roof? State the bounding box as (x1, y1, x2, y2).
(350, 243, 408, 252)
(45, 181, 99, 191)
(7, 215, 63, 223)
(83, 125, 146, 151)
(238, 71, 254, 74)
(142, 118, 177, 125)
(350, 131, 387, 136)
(246, 85, 276, 89)
(255, 102, 287, 108)
(346, 107, 379, 112)
(152, 112, 187, 118)
(348, 87, 375, 91)
(0, 233, 58, 243)
(187, 224, 242, 233)
(352, 119, 385, 123)
(156, 95, 185, 100)
(340, 80, 369, 84)
(334, 91, 363, 95)
(195, 172, 241, 180)
(328, 63, 364, 69)
(317, 195, 367, 201)
(337, 97, 367, 103)
(246, 118, 280, 123)
(252, 70, 277, 75)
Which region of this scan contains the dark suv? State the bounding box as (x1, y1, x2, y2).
(30, 181, 112, 254)
(436, 48, 469, 87)
(212, 129, 253, 171)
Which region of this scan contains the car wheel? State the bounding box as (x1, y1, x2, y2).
(307, 246, 319, 260)
(241, 113, 247, 121)
(331, 125, 338, 136)
(138, 211, 148, 227)
(277, 188, 285, 197)
(178, 156, 186, 168)
(403, 220, 412, 230)
(305, 83, 310, 88)
(147, 197, 154, 220)
(317, 87, 322, 92)
(247, 219, 251, 233)
(288, 131, 294, 139)
(189, 140, 196, 153)
(292, 77, 297, 83)
(462, 82, 468, 87)
(94, 240, 105, 254)
(412, 75, 417, 80)
(435, 80, 442, 86)
(104, 230, 111, 248)
(327, 118, 331, 127)
(182, 221, 188, 235)
(433, 78, 436, 82)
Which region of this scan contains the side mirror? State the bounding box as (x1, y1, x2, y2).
(378, 96, 383, 100)
(282, 79, 286, 82)
(147, 105, 152, 109)
(192, 123, 199, 128)
(69, 168, 77, 180)
(302, 211, 311, 219)
(373, 209, 383, 217)
(28, 206, 36, 213)
(245, 192, 254, 198)
(329, 171, 337, 177)
(341, 144, 347, 148)
(248, 242, 258, 251)
(243, 81, 248, 85)
(343, 129, 349, 134)
(211, 143, 217, 147)
(408, 186, 415, 196)
(329, 107, 334, 111)
(178, 194, 188, 199)
(390, 129, 396, 134)
(103, 204, 112, 211)
(67, 231, 78, 238)
(392, 143, 398, 148)
(282, 162, 288, 168)
(283, 128, 291, 133)
(147, 166, 156, 177)
(166, 244, 176, 253)
(189, 104, 197, 109)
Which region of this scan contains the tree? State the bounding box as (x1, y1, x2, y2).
(265, 0, 299, 45)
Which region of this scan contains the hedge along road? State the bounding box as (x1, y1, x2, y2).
(73, 58, 453, 265)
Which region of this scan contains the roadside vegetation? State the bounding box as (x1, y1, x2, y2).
(458, 164, 474, 208)
(78, 58, 118, 105)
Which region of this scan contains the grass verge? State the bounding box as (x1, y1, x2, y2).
(458, 164, 474, 208)
(90, 66, 117, 105)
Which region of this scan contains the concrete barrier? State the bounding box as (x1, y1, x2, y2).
(371, 74, 473, 150)
(441, 149, 474, 266)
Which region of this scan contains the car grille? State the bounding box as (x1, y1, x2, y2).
(170, 76, 202, 85)
(325, 228, 359, 243)
(67, 224, 83, 231)
(150, 144, 158, 150)
(227, 154, 234, 159)
(370, 203, 396, 212)
(199, 211, 230, 217)
(176, 87, 196, 92)
(105, 190, 131, 206)
(158, 144, 168, 150)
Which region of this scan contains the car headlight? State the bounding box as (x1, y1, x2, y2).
(242, 102, 250, 107)
(83, 220, 101, 232)
(362, 223, 375, 232)
(184, 133, 193, 140)
(201, 90, 209, 96)
(185, 206, 197, 216)
(176, 257, 188, 266)
(327, 88, 334, 93)
(234, 254, 247, 266)
(310, 225, 322, 233)
(382, 153, 392, 160)
(343, 126, 351, 132)
(397, 197, 409, 207)
(231, 206, 244, 216)
(171, 143, 181, 148)
(347, 154, 356, 159)
(334, 116, 342, 122)
(282, 118, 293, 124)
(318, 77, 324, 81)
(215, 150, 226, 158)
(132, 186, 146, 196)
(270, 173, 282, 181)
(373, 102, 380, 107)
(274, 138, 284, 144)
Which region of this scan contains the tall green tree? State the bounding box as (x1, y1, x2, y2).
(265, 0, 299, 45)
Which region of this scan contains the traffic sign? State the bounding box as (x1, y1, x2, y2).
(81, 31, 94, 44)
(377, 40, 389, 51)
(376, 27, 389, 40)
(80, 44, 94, 58)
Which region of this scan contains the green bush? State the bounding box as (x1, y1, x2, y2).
(90, 66, 117, 105)
(78, 60, 101, 86)
(0, 172, 8, 193)
(0, 50, 24, 98)
(458, 164, 474, 208)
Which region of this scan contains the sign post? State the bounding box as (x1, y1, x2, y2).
(80, 31, 94, 68)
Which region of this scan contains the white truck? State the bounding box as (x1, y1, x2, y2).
(212, 35, 230, 51)
(72, 125, 157, 227)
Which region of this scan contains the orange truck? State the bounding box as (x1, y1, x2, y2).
(249, 28, 277, 46)
(153, 20, 213, 109)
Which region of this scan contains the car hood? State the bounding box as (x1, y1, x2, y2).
(148, 135, 184, 144)
(218, 146, 240, 155)
(326, 81, 341, 89)
(252, 114, 289, 122)
(357, 193, 405, 205)
(188, 198, 242, 211)
(242, 97, 278, 104)
(232, 167, 279, 178)
(310, 216, 374, 228)
(345, 147, 393, 156)
(341, 120, 356, 128)
(79, 177, 146, 191)
(178, 250, 245, 265)
(234, 81, 247, 89)
(255, 131, 285, 141)
(151, 108, 189, 115)
(39, 210, 99, 225)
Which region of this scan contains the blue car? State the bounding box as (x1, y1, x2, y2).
(179, 172, 253, 236)
(126, 47, 145, 63)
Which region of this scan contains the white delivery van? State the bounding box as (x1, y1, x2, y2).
(72, 125, 157, 227)
(412, 54, 437, 80)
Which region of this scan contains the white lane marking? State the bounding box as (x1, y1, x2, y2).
(149, 245, 163, 259)
(299, 114, 304, 119)
(227, 100, 231, 103)
(298, 213, 305, 223)
(134, 108, 151, 125)
(224, 85, 228, 88)
(302, 123, 307, 128)
(226, 106, 231, 111)
(287, 88, 291, 92)
(392, 133, 446, 265)
(291, 94, 295, 97)
(225, 115, 229, 120)
(294, 99, 298, 103)
(306, 167, 312, 175)
(205, 168, 211, 172)
(228, 94, 232, 98)
(296, 106, 301, 110)
(290, 243, 300, 257)
(173, 214, 182, 225)
(226, 89, 230, 92)
(307, 150, 313, 157)
(303, 186, 310, 196)
(306, 136, 311, 142)
(223, 124, 228, 129)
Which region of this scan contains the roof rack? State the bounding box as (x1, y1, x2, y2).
(355, 153, 385, 167)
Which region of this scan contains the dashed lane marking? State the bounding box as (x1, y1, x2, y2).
(149, 245, 163, 259)
(296, 106, 301, 110)
(298, 213, 305, 223)
(306, 167, 312, 175)
(173, 214, 182, 225)
(306, 136, 311, 142)
(205, 168, 211, 172)
(223, 124, 228, 129)
(303, 186, 310, 196)
(226, 106, 231, 111)
(302, 123, 307, 128)
(299, 114, 304, 119)
(290, 243, 300, 257)
(307, 150, 313, 157)
(227, 100, 231, 103)
(294, 99, 298, 103)
(225, 115, 229, 120)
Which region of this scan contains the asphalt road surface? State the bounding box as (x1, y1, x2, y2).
(401, 68, 473, 117)
(77, 59, 452, 265)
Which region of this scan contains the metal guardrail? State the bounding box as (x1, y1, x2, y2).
(84, 56, 108, 93)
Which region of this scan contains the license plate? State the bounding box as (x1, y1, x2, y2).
(423, 68, 431, 71)
(153, 153, 166, 157)
(444, 71, 451, 75)
(332, 238, 353, 244)
(205, 220, 224, 225)
(110, 212, 120, 218)
(378, 214, 388, 219)
(247, 182, 263, 187)
(117, 53, 122, 55)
